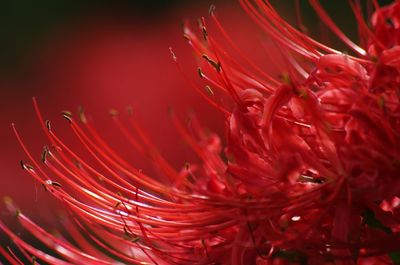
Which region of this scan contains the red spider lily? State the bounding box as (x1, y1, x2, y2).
(2, 0, 400, 264)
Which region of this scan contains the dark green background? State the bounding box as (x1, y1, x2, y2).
(0, 0, 394, 77)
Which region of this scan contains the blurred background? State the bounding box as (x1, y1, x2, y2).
(0, 0, 251, 221)
(0, 0, 395, 235)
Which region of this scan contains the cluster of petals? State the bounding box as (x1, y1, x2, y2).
(1, 1, 400, 264)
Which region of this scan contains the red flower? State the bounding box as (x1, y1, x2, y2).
(2, 1, 400, 264)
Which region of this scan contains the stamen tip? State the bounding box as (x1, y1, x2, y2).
(205, 85, 215, 96)
(197, 67, 205, 78)
(169, 47, 177, 61)
(45, 120, 52, 130)
(109, 109, 119, 117)
(19, 160, 34, 171)
(61, 111, 73, 123)
(209, 4, 216, 16)
(185, 162, 190, 170)
(78, 107, 87, 123)
(41, 146, 49, 163)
